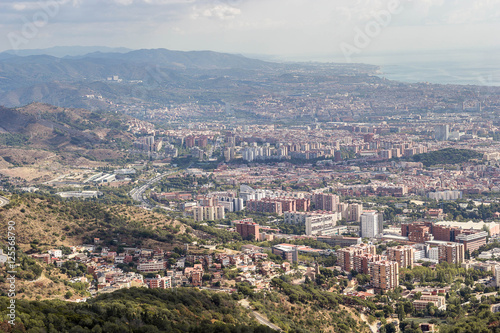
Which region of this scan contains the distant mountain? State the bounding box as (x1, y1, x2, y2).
(68, 48, 279, 70)
(0, 48, 284, 107)
(1, 46, 132, 58)
(0, 47, 379, 109)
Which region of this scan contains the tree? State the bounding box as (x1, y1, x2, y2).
(383, 323, 397, 333)
(397, 304, 406, 321)
(356, 273, 371, 285)
(383, 305, 393, 318)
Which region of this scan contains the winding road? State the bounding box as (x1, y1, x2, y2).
(0, 196, 9, 207)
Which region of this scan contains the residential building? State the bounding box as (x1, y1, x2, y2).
(434, 124, 449, 141)
(48, 249, 63, 258)
(337, 243, 376, 272)
(272, 244, 299, 263)
(369, 260, 399, 291)
(353, 253, 386, 275)
(387, 245, 415, 269)
(0, 249, 8, 265)
(360, 211, 383, 238)
(337, 203, 363, 222)
(495, 266, 500, 287)
(137, 261, 167, 273)
(312, 193, 339, 212)
(284, 211, 341, 236)
(144, 275, 172, 289)
(235, 221, 260, 241)
(401, 222, 434, 243)
(428, 190, 462, 201)
(413, 293, 446, 311)
(246, 198, 283, 215)
(193, 205, 225, 222)
(438, 242, 465, 264)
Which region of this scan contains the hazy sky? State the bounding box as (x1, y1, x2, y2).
(1, 0, 500, 61)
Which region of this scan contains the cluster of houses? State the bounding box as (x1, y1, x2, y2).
(28, 239, 306, 294)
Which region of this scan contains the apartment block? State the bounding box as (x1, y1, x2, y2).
(193, 205, 225, 222)
(455, 231, 488, 253)
(144, 275, 172, 289)
(235, 221, 260, 241)
(246, 198, 283, 215)
(337, 243, 376, 272)
(137, 261, 167, 273)
(438, 242, 465, 264)
(369, 260, 399, 291)
(387, 245, 415, 269)
(353, 253, 386, 275)
(360, 210, 383, 238)
(284, 211, 340, 236)
(401, 221, 434, 241)
(312, 193, 339, 212)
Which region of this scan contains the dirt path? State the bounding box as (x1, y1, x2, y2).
(359, 312, 378, 333)
(239, 298, 283, 332)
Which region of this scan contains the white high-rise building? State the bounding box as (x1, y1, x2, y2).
(434, 125, 449, 141)
(495, 266, 500, 287)
(360, 210, 383, 238)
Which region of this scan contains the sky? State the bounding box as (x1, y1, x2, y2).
(0, 0, 500, 62)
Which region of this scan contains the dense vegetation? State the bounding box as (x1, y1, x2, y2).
(237, 276, 370, 333)
(0, 134, 29, 147)
(400, 262, 493, 289)
(411, 148, 483, 167)
(0, 192, 193, 247)
(427, 200, 500, 222)
(0, 288, 277, 333)
(155, 175, 212, 193)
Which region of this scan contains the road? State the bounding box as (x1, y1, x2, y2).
(239, 299, 283, 332)
(0, 196, 9, 207)
(359, 312, 378, 333)
(129, 171, 176, 208)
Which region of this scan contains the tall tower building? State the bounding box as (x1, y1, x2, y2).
(434, 125, 449, 141)
(369, 260, 399, 291)
(360, 210, 382, 238)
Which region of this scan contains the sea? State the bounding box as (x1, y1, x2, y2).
(300, 50, 500, 87)
(351, 51, 500, 86)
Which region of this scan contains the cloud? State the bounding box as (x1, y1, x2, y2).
(191, 3, 241, 20)
(0, 0, 499, 57)
(113, 0, 135, 5)
(12, 4, 27, 11)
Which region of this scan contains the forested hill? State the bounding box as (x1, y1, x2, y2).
(0, 192, 193, 248)
(0, 288, 277, 333)
(411, 148, 483, 167)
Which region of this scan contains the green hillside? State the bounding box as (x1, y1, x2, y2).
(412, 148, 483, 167)
(0, 288, 276, 333)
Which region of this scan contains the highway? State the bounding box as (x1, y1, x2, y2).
(0, 196, 9, 207)
(129, 171, 176, 208)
